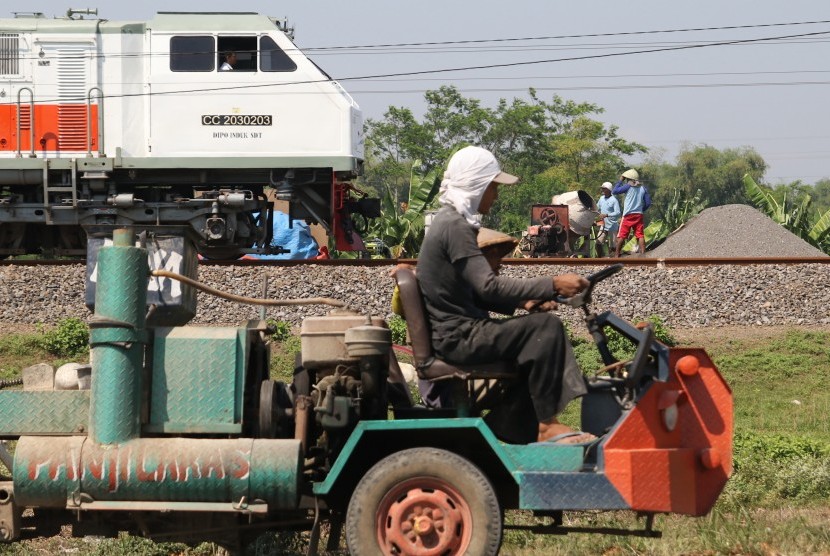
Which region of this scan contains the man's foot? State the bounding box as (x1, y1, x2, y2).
(541, 431, 598, 444)
(537, 419, 597, 444)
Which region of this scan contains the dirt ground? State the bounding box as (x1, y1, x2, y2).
(670, 323, 830, 349)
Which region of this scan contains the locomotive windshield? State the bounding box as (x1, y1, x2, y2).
(260, 36, 296, 72)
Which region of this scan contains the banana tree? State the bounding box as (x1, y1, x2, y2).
(646, 188, 706, 248)
(743, 174, 830, 253)
(367, 161, 442, 258)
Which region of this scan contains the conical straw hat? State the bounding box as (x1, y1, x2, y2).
(477, 228, 518, 259)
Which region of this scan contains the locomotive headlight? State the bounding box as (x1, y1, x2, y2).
(658, 389, 685, 432)
(205, 217, 227, 240)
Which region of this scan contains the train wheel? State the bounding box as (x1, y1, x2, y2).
(345, 447, 501, 556)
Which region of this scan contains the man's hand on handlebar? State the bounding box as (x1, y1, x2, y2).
(522, 299, 558, 313)
(552, 273, 590, 298)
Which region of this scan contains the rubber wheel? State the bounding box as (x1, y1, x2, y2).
(345, 447, 502, 556)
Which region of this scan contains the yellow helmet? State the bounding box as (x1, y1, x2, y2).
(621, 169, 640, 180)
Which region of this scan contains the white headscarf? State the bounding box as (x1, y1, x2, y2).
(439, 146, 516, 227)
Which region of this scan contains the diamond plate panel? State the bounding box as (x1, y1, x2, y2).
(603, 348, 733, 516)
(0, 391, 88, 435)
(149, 327, 246, 432)
(501, 443, 584, 472)
(518, 472, 629, 510)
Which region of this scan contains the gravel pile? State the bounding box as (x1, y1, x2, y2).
(645, 204, 828, 258)
(0, 262, 828, 331)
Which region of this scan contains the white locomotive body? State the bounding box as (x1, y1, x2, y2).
(0, 10, 369, 257)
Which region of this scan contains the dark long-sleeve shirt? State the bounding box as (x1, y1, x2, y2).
(418, 207, 555, 333)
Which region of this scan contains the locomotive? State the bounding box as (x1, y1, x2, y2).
(0, 9, 373, 258)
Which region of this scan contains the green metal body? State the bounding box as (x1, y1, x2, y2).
(314, 418, 585, 498)
(0, 229, 732, 543)
(147, 327, 248, 434)
(88, 229, 148, 445)
(5, 229, 303, 514)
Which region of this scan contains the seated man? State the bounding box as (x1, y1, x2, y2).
(392, 228, 556, 410)
(417, 146, 594, 445)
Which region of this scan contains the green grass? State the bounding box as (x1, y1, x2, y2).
(270, 335, 301, 383)
(713, 330, 830, 442)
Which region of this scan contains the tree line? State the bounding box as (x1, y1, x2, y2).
(356, 86, 830, 256)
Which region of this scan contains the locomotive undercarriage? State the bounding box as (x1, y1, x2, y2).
(0, 166, 351, 259)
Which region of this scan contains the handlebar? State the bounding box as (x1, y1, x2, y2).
(556, 263, 623, 308)
(586, 263, 623, 284)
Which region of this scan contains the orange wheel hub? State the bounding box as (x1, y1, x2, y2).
(376, 476, 473, 555)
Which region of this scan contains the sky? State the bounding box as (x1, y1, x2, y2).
(13, 1, 830, 185)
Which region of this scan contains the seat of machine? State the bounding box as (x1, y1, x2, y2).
(394, 267, 513, 382)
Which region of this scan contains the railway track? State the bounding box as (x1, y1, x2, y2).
(0, 254, 828, 329)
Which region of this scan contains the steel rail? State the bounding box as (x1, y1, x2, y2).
(196, 255, 830, 266)
(1, 256, 828, 266)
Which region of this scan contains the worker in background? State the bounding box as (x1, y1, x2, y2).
(613, 169, 651, 257)
(595, 181, 621, 258)
(417, 146, 594, 445)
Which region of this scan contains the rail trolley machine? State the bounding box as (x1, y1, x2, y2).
(0, 230, 733, 554)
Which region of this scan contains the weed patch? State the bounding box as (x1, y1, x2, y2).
(39, 318, 89, 358)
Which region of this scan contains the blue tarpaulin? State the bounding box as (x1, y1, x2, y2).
(253, 210, 320, 260)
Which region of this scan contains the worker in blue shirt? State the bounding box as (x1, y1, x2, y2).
(595, 182, 621, 257)
(613, 169, 651, 257)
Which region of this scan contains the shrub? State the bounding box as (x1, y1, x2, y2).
(40, 318, 89, 358)
(266, 319, 293, 342)
(387, 315, 407, 346)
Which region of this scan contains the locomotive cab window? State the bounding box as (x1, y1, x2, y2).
(170, 36, 215, 72)
(217, 36, 257, 71)
(260, 36, 296, 72)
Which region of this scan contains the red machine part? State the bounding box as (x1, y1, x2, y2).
(375, 476, 473, 555)
(602, 348, 733, 516)
(530, 204, 569, 229)
(332, 180, 366, 252)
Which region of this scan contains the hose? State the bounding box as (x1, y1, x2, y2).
(151, 269, 346, 308)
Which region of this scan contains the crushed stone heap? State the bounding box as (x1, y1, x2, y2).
(645, 204, 828, 258)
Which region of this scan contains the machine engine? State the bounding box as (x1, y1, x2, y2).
(520, 204, 571, 257)
(520, 190, 598, 257)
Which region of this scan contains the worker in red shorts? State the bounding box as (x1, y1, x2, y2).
(613, 168, 651, 257)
